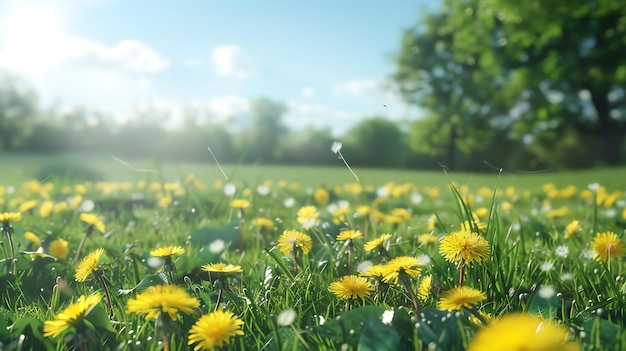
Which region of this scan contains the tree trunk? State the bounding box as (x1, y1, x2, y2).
(590, 88, 624, 166)
(446, 124, 457, 170)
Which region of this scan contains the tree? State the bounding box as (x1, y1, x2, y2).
(0, 70, 38, 150)
(440, 0, 626, 166)
(393, 13, 508, 169)
(343, 116, 411, 168)
(238, 98, 287, 163)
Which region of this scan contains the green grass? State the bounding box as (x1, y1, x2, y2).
(3, 152, 626, 189)
(1, 152, 626, 350)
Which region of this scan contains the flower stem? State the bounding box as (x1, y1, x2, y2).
(400, 274, 420, 314)
(292, 243, 299, 275)
(74, 225, 93, 263)
(459, 264, 465, 288)
(215, 287, 223, 311)
(97, 274, 113, 310)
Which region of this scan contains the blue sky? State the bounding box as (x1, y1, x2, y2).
(0, 0, 431, 135)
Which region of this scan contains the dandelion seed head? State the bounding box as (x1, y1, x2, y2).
(257, 185, 270, 196)
(540, 261, 554, 272)
(357, 260, 373, 273)
(555, 245, 569, 257)
(223, 183, 236, 196)
(209, 239, 226, 253)
(284, 198, 295, 208)
(146, 256, 164, 269)
(331, 141, 343, 154)
(561, 273, 574, 281)
(538, 285, 555, 299)
(277, 309, 297, 326)
(381, 310, 394, 325)
(417, 254, 431, 266)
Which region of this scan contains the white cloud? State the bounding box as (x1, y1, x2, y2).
(285, 100, 359, 135)
(301, 86, 315, 98)
(211, 45, 256, 79)
(333, 79, 402, 104)
(0, 1, 169, 113)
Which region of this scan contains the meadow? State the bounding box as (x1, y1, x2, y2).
(1, 152, 626, 350)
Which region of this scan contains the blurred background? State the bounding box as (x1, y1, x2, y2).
(0, 0, 625, 173)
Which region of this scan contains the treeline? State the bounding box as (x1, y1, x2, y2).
(0, 72, 540, 171)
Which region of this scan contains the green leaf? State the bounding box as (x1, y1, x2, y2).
(86, 304, 114, 333)
(416, 307, 464, 350)
(582, 317, 620, 348)
(265, 327, 308, 351)
(123, 273, 169, 294)
(189, 222, 240, 246)
(358, 317, 400, 351)
(528, 294, 560, 319)
(314, 305, 386, 342)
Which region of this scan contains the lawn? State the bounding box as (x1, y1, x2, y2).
(1, 152, 625, 350)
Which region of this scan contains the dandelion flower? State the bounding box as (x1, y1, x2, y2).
(188, 309, 244, 351)
(329, 275, 373, 300)
(43, 293, 103, 338)
(360, 264, 387, 279)
(439, 229, 490, 266)
(418, 275, 432, 301)
(0, 212, 21, 223)
(24, 231, 41, 247)
(79, 213, 105, 233)
(230, 199, 250, 209)
(277, 230, 313, 255)
(468, 312, 579, 351)
(591, 231, 623, 262)
(564, 220, 581, 239)
(150, 245, 185, 257)
(336, 229, 362, 241)
(381, 256, 422, 284)
(19, 200, 38, 212)
(296, 206, 319, 229)
(437, 286, 486, 311)
(126, 284, 199, 321)
(417, 233, 437, 245)
(314, 188, 330, 205)
(202, 263, 243, 274)
(364, 233, 392, 252)
(252, 217, 274, 229)
(75, 248, 104, 282)
(48, 238, 69, 259)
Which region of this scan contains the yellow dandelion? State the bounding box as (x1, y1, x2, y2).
(43, 293, 103, 338)
(468, 313, 580, 351)
(126, 284, 200, 321)
(150, 245, 185, 257)
(188, 310, 244, 351)
(39, 201, 54, 218)
(564, 220, 581, 239)
(313, 188, 330, 205)
(24, 231, 41, 247)
(439, 229, 490, 266)
(360, 264, 387, 279)
(591, 231, 623, 262)
(381, 256, 422, 284)
(296, 205, 319, 229)
(18, 200, 38, 212)
(0, 212, 21, 223)
(437, 286, 486, 311)
(329, 275, 373, 300)
(418, 275, 432, 301)
(391, 208, 411, 220)
(230, 199, 250, 209)
(79, 213, 106, 234)
(336, 229, 363, 241)
(201, 263, 243, 274)
(48, 238, 69, 259)
(75, 248, 104, 282)
(417, 233, 437, 245)
(277, 230, 313, 255)
(364, 233, 392, 252)
(252, 217, 274, 229)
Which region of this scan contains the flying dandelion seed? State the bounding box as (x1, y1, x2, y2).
(277, 309, 297, 326)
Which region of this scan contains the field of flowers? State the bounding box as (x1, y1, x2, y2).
(1, 170, 625, 350)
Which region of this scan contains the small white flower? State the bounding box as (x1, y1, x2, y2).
(582, 249, 596, 260)
(284, 198, 295, 208)
(538, 285, 555, 299)
(376, 187, 389, 198)
(381, 310, 394, 325)
(337, 200, 350, 209)
(587, 183, 600, 191)
(540, 261, 554, 272)
(357, 260, 373, 273)
(417, 254, 431, 266)
(223, 183, 236, 196)
(315, 315, 325, 325)
(78, 199, 95, 212)
(560, 273, 574, 281)
(555, 245, 569, 258)
(411, 193, 423, 204)
(257, 185, 270, 196)
(277, 309, 297, 326)
(331, 141, 343, 154)
(209, 239, 226, 253)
